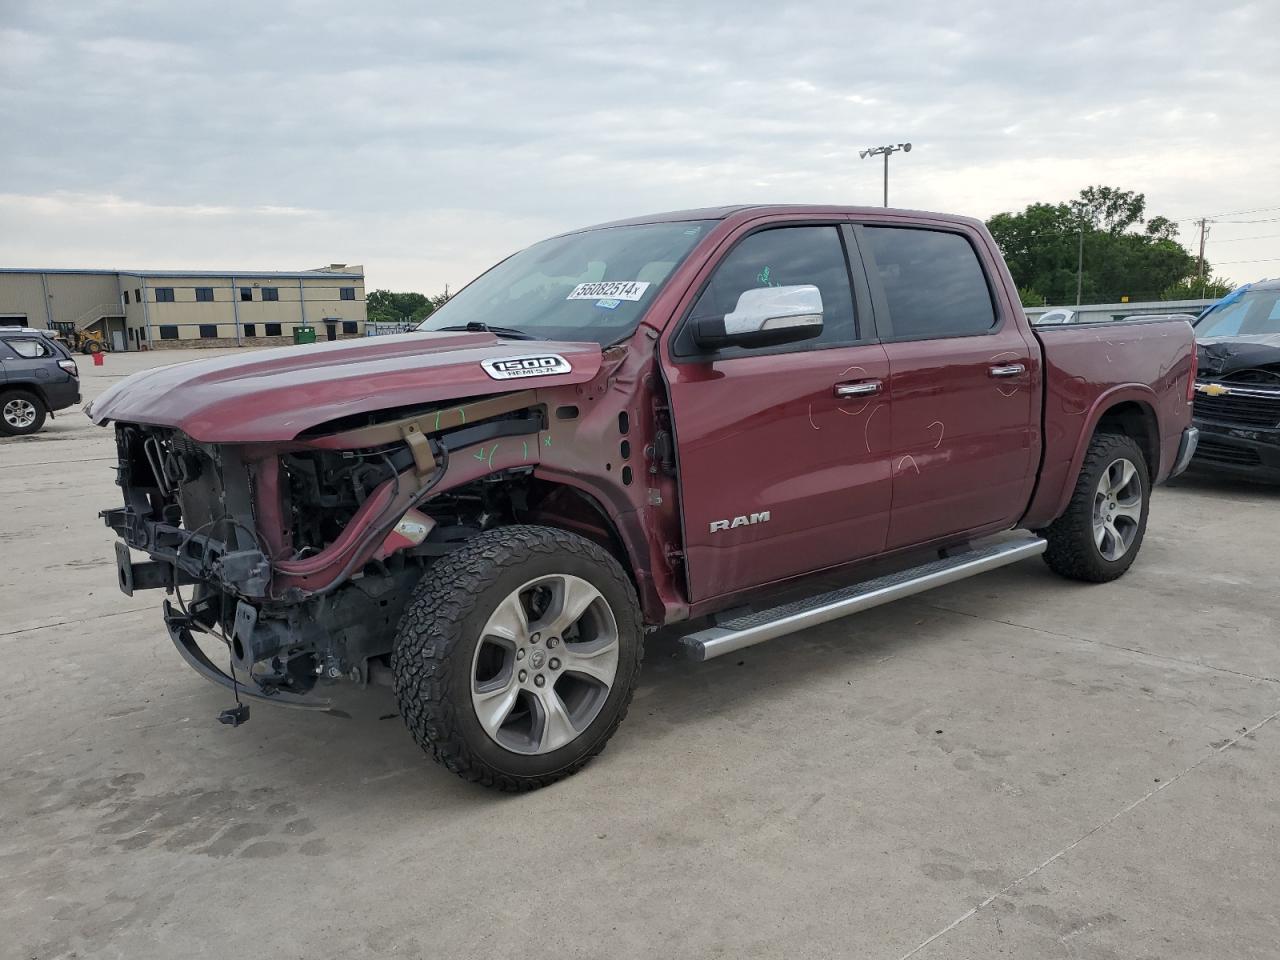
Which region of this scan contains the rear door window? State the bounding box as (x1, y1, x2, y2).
(863, 227, 997, 339)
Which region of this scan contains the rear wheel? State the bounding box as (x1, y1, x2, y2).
(1042, 432, 1150, 582)
(392, 525, 643, 791)
(0, 390, 46, 436)
(82, 339, 103, 354)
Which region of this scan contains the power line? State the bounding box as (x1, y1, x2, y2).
(1207, 232, 1280, 244)
(1213, 257, 1280, 265)
(1203, 204, 1280, 219)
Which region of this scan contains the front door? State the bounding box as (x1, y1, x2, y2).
(856, 224, 1037, 549)
(326, 322, 338, 341)
(664, 223, 894, 604)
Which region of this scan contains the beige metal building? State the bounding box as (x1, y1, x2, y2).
(0, 265, 366, 351)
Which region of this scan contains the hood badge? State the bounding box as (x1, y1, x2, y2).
(482, 354, 573, 381)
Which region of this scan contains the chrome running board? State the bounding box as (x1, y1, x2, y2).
(681, 535, 1047, 662)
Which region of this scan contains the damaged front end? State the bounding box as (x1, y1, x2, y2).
(102, 390, 547, 711)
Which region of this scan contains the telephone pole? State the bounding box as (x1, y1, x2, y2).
(1195, 218, 1210, 297)
(1075, 226, 1084, 306)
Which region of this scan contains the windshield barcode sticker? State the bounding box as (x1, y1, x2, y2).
(481, 355, 573, 380)
(566, 281, 650, 301)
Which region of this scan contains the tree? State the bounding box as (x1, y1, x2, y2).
(987, 186, 1201, 305)
(1161, 276, 1234, 301)
(365, 289, 444, 325)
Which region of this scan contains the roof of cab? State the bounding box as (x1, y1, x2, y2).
(561, 204, 984, 235)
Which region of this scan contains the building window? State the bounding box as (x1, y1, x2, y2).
(262, 287, 279, 302)
(199, 324, 218, 339)
(159, 325, 179, 340)
(129, 328, 136, 341)
(195, 287, 214, 302)
(155, 288, 175, 303)
(122, 291, 130, 305)
(342, 320, 358, 335)
(265, 322, 282, 337)
(135, 288, 141, 302)
(241, 287, 253, 301)
(243, 323, 257, 337)
(340, 287, 356, 301)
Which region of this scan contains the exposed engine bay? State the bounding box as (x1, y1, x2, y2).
(98, 396, 616, 710)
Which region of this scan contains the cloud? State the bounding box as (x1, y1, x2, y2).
(1, 0, 1276, 291)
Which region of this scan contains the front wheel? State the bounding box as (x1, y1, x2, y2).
(392, 525, 644, 791)
(1041, 432, 1150, 583)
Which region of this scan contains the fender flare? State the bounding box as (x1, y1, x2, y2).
(1049, 384, 1160, 521)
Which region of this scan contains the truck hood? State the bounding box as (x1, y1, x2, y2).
(1196, 333, 1280, 378)
(88, 332, 604, 442)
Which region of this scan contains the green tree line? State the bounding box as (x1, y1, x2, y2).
(366, 289, 452, 325)
(986, 186, 1234, 306)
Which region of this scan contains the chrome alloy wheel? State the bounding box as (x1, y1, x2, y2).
(3, 398, 37, 430)
(1093, 457, 1142, 562)
(470, 574, 620, 755)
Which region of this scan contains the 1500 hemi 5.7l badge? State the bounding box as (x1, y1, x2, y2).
(481, 355, 573, 380)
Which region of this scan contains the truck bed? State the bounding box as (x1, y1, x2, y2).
(1024, 317, 1196, 529)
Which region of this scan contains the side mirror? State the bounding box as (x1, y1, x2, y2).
(692, 284, 824, 350)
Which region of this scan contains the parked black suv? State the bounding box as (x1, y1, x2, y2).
(0, 328, 81, 436)
(1190, 279, 1280, 482)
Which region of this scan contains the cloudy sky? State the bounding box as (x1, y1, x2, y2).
(2, 0, 1277, 295)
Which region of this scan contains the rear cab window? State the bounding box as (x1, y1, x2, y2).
(861, 226, 997, 339)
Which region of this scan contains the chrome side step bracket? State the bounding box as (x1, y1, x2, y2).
(680, 535, 1047, 662)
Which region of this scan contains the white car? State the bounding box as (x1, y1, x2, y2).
(1032, 308, 1077, 325)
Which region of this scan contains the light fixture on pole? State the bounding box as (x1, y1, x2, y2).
(859, 142, 912, 207)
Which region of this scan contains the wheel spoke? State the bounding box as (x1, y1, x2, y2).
(485, 590, 529, 643)
(536, 687, 579, 752)
(1110, 459, 1136, 497)
(560, 636, 620, 688)
(1113, 500, 1142, 524)
(472, 681, 519, 738)
(1094, 519, 1108, 551)
(541, 575, 601, 639)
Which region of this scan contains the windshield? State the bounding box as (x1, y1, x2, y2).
(1195, 286, 1280, 337)
(419, 220, 713, 346)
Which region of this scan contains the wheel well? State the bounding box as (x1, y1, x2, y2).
(0, 383, 45, 407)
(1094, 401, 1158, 476)
(421, 474, 638, 587)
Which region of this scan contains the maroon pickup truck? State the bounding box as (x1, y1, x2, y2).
(90, 205, 1198, 791)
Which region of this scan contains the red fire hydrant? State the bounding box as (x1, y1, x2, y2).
(92, 351, 105, 367)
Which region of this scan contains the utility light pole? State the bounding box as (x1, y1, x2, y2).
(859, 142, 912, 207)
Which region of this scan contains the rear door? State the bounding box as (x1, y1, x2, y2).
(855, 223, 1038, 549)
(663, 221, 893, 603)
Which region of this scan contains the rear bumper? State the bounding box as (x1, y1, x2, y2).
(44, 378, 81, 412)
(1189, 419, 1280, 482)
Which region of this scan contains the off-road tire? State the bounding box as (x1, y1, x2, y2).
(0, 389, 47, 436)
(392, 525, 644, 791)
(1041, 432, 1150, 583)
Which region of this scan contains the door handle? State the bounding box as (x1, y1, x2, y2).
(989, 363, 1025, 378)
(834, 380, 882, 398)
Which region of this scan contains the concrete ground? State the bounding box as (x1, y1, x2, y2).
(2, 349, 1277, 960)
